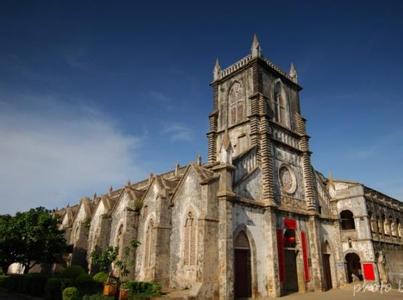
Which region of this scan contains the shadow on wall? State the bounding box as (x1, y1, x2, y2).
(71, 247, 88, 271)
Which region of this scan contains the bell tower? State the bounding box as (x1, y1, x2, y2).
(207, 34, 317, 211)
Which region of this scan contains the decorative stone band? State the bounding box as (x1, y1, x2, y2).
(216, 54, 299, 85)
(248, 94, 260, 149)
(302, 151, 316, 210)
(294, 112, 306, 135)
(257, 94, 276, 205)
(207, 111, 218, 163)
(220, 54, 253, 78)
(207, 132, 217, 163)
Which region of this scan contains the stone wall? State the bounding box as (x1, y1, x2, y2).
(384, 250, 403, 286)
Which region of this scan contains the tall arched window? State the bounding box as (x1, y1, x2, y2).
(369, 213, 377, 233)
(116, 224, 124, 258)
(228, 82, 245, 126)
(273, 80, 290, 128)
(378, 214, 385, 235)
(74, 226, 80, 243)
(340, 210, 355, 230)
(184, 212, 196, 266)
(144, 219, 154, 268)
(384, 217, 391, 235)
(392, 219, 397, 236)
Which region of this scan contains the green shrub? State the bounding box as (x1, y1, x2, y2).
(76, 273, 93, 282)
(61, 278, 74, 289)
(21, 273, 47, 296)
(1, 274, 23, 292)
(45, 277, 63, 300)
(61, 265, 86, 279)
(63, 286, 80, 300)
(82, 294, 115, 300)
(124, 281, 161, 296)
(44, 277, 77, 300)
(92, 272, 108, 283)
(0, 275, 8, 288)
(75, 273, 102, 295)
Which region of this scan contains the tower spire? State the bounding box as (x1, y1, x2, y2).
(289, 63, 298, 83)
(213, 58, 221, 81)
(251, 33, 262, 58)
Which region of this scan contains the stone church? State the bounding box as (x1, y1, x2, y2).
(56, 35, 403, 298)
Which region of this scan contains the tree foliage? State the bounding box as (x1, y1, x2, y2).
(0, 207, 67, 273)
(90, 246, 118, 273)
(90, 240, 140, 279)
(0, 214, 19, 273)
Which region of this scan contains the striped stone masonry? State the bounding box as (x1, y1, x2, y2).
(257, 93, 276, 205)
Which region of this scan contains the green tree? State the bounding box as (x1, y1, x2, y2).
(91, 240, 140, 279)
(0, 214, 19, 273)
(90, 246, 118, 273)
(0, 207, 68, 273)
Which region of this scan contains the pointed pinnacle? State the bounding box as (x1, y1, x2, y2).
(251, 33, 262, 57)
(196, 154, 202, 165)
(213, 58, 221, 81)
(252, 33, 260, 47)
(289, 63, 298, 83)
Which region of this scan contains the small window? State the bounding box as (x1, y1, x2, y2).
(340, 210, 355, 230)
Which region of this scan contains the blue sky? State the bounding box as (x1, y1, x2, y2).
(0, 1, 402, 214)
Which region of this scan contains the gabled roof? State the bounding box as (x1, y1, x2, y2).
(56, 164, 191, 218)
(62, 204, 79, 227)
(78, 197, 93, 220)
(170, 163, 218, 204)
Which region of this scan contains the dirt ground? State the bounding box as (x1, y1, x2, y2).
(2, 285, 403, 299)
(282, 284, 403, 300)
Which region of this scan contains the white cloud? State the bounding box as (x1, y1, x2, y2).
(0, 95, 143, 214)
(162, 123, 194, 142)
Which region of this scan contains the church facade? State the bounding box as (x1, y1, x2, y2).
(57, 36, 403, 299)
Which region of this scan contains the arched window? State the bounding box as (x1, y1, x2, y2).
(392, 219, 398, 236)
(184, 212, 196, 266)
(378, 214, 385, 235)
(369, 213, 377, 233)
(116, 224, 124, 257)
(273, 80, 290, 127)
(384, 217, 391, 235)
(74, 226, 80, 243)
(228, 82, 245, 126)
(340, 210, 355, 230)
(144, 219, 154, 268)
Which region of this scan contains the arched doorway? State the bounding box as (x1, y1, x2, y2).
(283, 229, 298, 294)
(234, 231, 252, 298)
(345, 253, 362, 282)
(322, 241, 333, 290)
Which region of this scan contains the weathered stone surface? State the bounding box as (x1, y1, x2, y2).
(49, 37, 403, 299)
